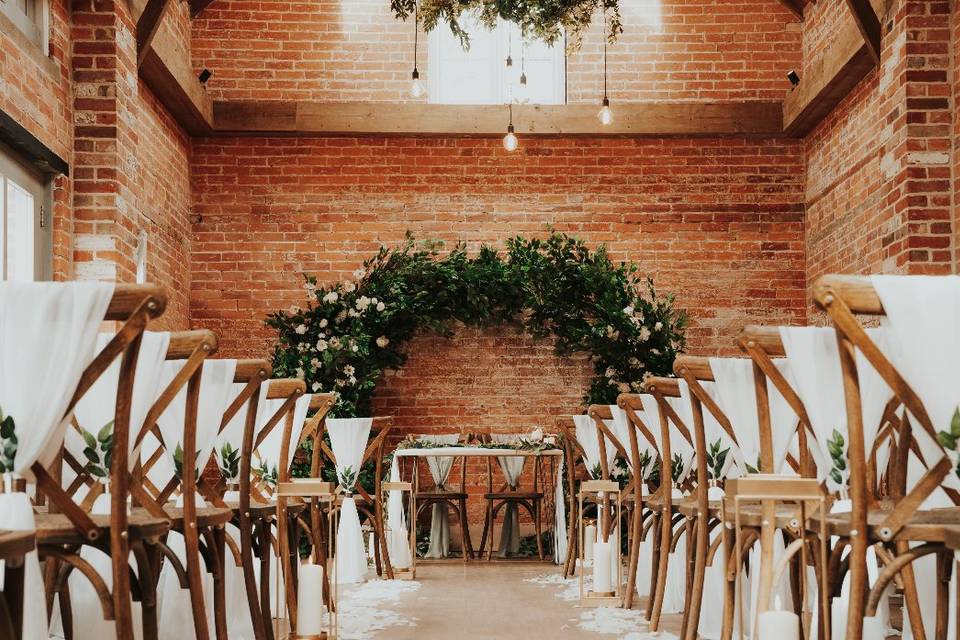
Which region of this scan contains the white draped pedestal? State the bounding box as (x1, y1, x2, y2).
(327, 418, 374, 584)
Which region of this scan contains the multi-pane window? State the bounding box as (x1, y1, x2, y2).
(1, 142, 51, 281)
(1, 0, 47, 47)
(428, 15, 565, 105)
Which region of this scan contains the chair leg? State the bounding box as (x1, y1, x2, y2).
(131, 541, 159, 640)
(899, 539, 929, 640)
(256, 520, 275, 640)
(646, 513, 661, 622)
(534, 500, 545, 561)
(936, 551, 951, 640)
(649, 511, 671, 632)
(487, 501, 497, 561)
(211, 527, 229, 640)
(456, 500, 470, 561)
(680, 519, 695, 640)
(477, 500, 491, 559)
(719, 527, 736, 640)
(240, 516, 268, 640)
(684, 516, 709, 640)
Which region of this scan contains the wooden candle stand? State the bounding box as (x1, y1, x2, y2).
(382, 480, 417, 580)
(578, 479, 624, 608)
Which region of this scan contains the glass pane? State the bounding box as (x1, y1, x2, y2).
(6, 177, 35, 281)
(431, 13, 499, 104)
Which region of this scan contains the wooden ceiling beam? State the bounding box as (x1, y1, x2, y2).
(135, 0, 173, 67)
(210, 100, 784, 137)
(844, 0, 883, 64)
(188, 0, 217, 18)
(776, 0, 805, 19)
(782, 16, 875, 137)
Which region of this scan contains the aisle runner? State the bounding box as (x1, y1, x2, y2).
(338, 579, 421, 639)
(525, 574, 679, 640)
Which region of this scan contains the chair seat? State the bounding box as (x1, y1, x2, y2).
(224, 499, 277, 520)
(0, 529, 35, 560)
(484, 492, 544, 501)
(34, 511, 170, 546)
(808, 506, 960, 543)
(129, 505, 234, 530)
(676, 500, 723, 518)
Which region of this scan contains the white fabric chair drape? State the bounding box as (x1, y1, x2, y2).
(387, 456, 413, 569)
(156, 359, 238, 640)
(490, 434, 526, 557)
(58, 331, 170, 640)
(327, 417, 373, 584)
(418, 434, 460, 558)
(572, 415, 617, 477)
(0, 281, 114, 640)
(871, 275, 960, 638)
(663, 395, 697, 486)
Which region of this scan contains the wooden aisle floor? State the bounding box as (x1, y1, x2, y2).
(369, 562, 685, 639)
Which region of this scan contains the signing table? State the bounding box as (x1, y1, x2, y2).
(388, 446, 567, 564)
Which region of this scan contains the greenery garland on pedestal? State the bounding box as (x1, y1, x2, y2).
(390, 0, 623, 51)
(267, 232, 686, 418)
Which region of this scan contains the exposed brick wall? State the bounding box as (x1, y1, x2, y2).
(190, 0, 801, 103)
(1, 0, 73, 278)
(190, 135, 806, 435)
(803, 0, 956, 303)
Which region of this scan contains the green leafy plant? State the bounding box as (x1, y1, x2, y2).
(636, 450, 653, 479)
(706, 439, 730, 482)
(589, 462, 602, 480)
(173, 443, 201, 481)
(267, 232, 685, 418)
(339, 465, 358, 491)
(256, 461, 279, 488)
(671, 453, 685, 485)
(937, 408, 960, 479)
(827, 429, 847, 487)
(81, 421, 114, 481)
(744, 454, 761, 475)
(389, 0, 622, 52)
(218, 442, 241, 481)
(0, 407, 17, 473)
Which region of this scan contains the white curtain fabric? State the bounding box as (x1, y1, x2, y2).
(553, 448, 567, 565)
(155, 359, 238, 640)
(327, 418, 373, 584)
(709, 357, 799, 474)
(870, 275, 960, 639)
(60, 331, 170, 640)
(0, 281, 114, 640)
(572, 414, 617, 478)
(491, 434, 526, 557)
(419, 434, 460, 559)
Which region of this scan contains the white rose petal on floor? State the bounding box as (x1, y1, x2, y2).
(337, 579, 422, 639)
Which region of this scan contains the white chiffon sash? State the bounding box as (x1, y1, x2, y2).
(387, 458, 412, 569)
(664, 395, 696, 485)
(327, 418, 373, 583)
(573, 415, 617, 477)
(420, 434, 459, 559)
(0, 281, 113, 640)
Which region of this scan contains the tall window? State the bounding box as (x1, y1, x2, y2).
(1, 142, 51, 281)
(428, 15, 565, 105)
(1, 0, 48, 47)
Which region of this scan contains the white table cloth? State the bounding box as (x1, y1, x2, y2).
(418, 434, 460, 559)
(0, 281, 113, 640)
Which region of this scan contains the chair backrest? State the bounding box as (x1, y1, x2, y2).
(812, 274, 960, 538)
(248, 378, 307, 499)
(642, 377, 696, 492)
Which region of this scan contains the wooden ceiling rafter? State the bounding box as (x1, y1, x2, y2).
(135, 0, 174, 67)
(188, 0, 217, 18)
(776, 0, 806, 20)
(844, 0, 883, 63)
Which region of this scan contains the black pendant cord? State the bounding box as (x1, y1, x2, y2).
(602, 9, 608, 100)
(413, 2, 419, 74)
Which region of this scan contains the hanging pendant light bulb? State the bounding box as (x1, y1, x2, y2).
(597, 10, 612, 125)
(503, 103, 518, 152)
(409, 2, 425, 98)
(506, 24, 513, 67)
(515, 39, 530, 104)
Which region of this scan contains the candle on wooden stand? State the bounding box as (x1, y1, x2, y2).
(296, 563, 325, 636)
(592, 541, 613, 594)
(367, 531, 375, 559)
(756, 596, 799, 640)
(584, 523, 596, 564)
(391, 528, 410, 570)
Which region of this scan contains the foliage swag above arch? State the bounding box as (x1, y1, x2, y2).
(267, 232, 687, 417)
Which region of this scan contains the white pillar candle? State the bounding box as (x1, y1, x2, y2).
(296, 564, 325, 635)
(367, 531, 376, 559)
(584, 524, 596, 564)
(390, 528, 410, 570)
(592, 541, 613, 594)
(756, 605, 799, 640)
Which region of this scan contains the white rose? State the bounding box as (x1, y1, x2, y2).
(316, 339, 328, 351)
(344, 365, 355, 376)
(639, 326, 651, 342)
(310, 358, 320, 367)
(352, 345, 359, 352)
(376, 336, 390, 348)
(294, 324, 307, 335)
(297, 343, 307, 353)
(289, 305, 301, 314)
(304, 281, 316, 291)
(329, 336, 341, 348)
(311, 382, 322, 391)
(319, 318, 328, 328)
(294, 367, 305, 379)
(370, 297, 378, 305)
(530, 428, 544, 442)
(618, 382, 631, 393)
(343, 281, 356, 293)
(348, 375, 357, 385)
(654, 321, 663, 331)
(623, 306, 634, 315)
(605, 367, 616, 379)
(353, 267, 366, 279)
(376, 301, 385, 312)
(323, 291, 338, 304)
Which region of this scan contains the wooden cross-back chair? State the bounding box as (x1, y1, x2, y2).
(32, 285, 170, 640)
(275, 388, 338, 639)
(129, 334, 240, 640)
(475, 434, 548, 562)
(314, 416, 394, 579)
(808, 274, 960, 640)
(737, 320, 919, 640)
(411, 435, 474, 562)
(638, 377, 704, 634)
(555, 416, 592, 578)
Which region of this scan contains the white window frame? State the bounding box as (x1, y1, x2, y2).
(428, 17, 566, 105)
(0, 0, 49, 51)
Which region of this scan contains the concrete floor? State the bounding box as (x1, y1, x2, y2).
(369, 561, 684, 639)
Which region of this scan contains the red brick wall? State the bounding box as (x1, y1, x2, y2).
(190, 135, 805, 433)
(190, 0, 801, 103)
